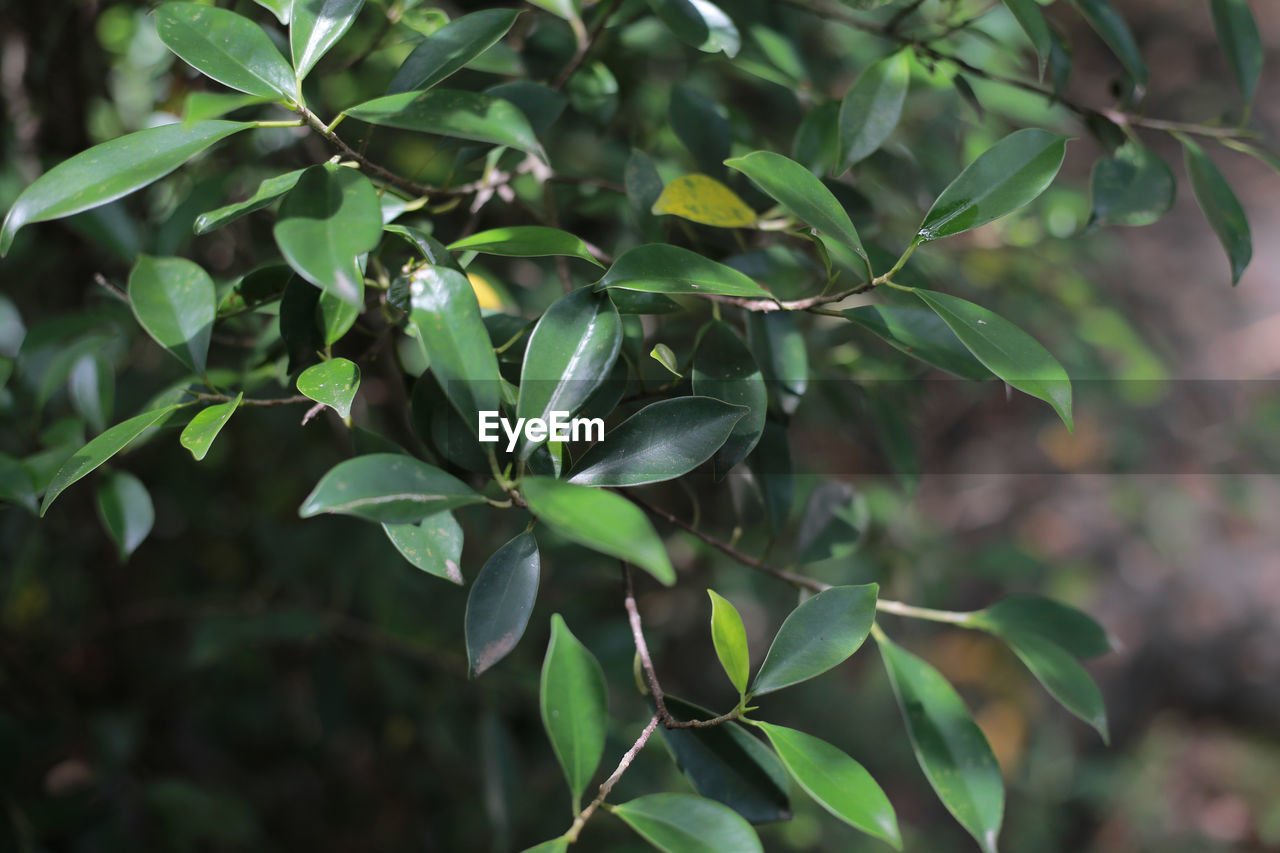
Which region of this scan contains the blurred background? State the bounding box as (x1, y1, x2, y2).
(1, 0, 1278, 850)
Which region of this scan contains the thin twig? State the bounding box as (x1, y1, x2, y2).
(552, 0, 620, 90)
(295, 104, 436, 198)
(565, 715, 660, 842)
(188, 391, 312, 408)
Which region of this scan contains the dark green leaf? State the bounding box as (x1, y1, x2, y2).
(291, 0, 365, 81)
(612, 793, 763, 853)
(297, 358, 360, 418)
(746, 312, 807, 416)
(917, 129, 1068, 242)
(1220, 138, 1280, 174)
(344, 90, 544, 158)
(1088, 141, 1175, 227)
(843, 300, 993, 380)
(1003, 630, 1108, 741)
(1181, 137, 1252, 285)
(670, 85, 731, 176)
(1, 121, 251, 256)
(746, 421, 791, 533)
(1000, 0, 1050, 69)
(253, 0, 291, 25)
(1072, 0, 1147, 89)
(626, 149, 666, 241)
(838, 51, 910, 172)
(96, 470, 154, 561)
(647, 0, 741, 57)
(449, 226, 602, 268)
(708, 590, 750, 695)
(751, 584, 878, 695)
(609, 290, 681, 315)
(598, 245, 772, 299)
(486, 82, 567, 137)
(298, 453, 485, 524)
(519, 840, 568, 853)
(0, 453, 38, 514)
(127, 255, 216, 374)
(274, 164, 381, 305)
(466, 532, 540, 677)
(389, 9, 521, 94)
(195, 168, 305, 235)
(692, 321, 766, 474)
(752, 722, 900, 848)
(179, 393, 242, 461)
(521, 477, 674, 585)
(878, 632, 1004, 853)
(69, 353, 115, 434)
(968, 595, 1112, 658)
(156, 3, 298, 101)
(383, 512, 465, 583)
(792, 102, 840, 176)
(568, 397, 743, 487)
(540, 614, 608, 811)
(914, 289, 1073, 429)
(795, 481, 864, 565)
(385, 225, 465, 272)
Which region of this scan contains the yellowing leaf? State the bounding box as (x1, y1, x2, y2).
(652, 174, 756, 227)
(467, 272, 504, 310)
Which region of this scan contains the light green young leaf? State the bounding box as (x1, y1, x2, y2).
(612, 793, 763, 853)
(128, 256, 216, 374)
(751, 584, 878, 695)
(297, 358, 360, 418)
(1, 121, 252, 256)
(708, 590, 750, 695)
(598, 245, 771, 299)
(838, 51, 910, 172)
(1181, 137, 1252, 285)
(344, 90, 544, 158)
(194, 168, 305, 235)
(156, 3, 299, 102)
(389, 9, 521, 94)
(466, 532, 540, 677)
(650, 343, 682, 377)
(179, 393, 242, 461)
(540, 614, 608, 812)
(298, 453, 486, 524)
(449, 226, 603, 268)
(382, 512, 464, 583)
(291, 0, 365, 81)
(95, 470, 155, 561)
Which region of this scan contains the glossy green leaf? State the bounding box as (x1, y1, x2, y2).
(344, 90, 544, 158)
(914, 289, 1073, 429)
(466, 532, 540, 677)
(878, 632, 1004, 853)
(598, 245, 771, 299)
(179, 393, 242, 461)
(648, 0, 741, 57)
(516, 287, 622, 457)
(1, 121, 251, 256)
(746, 312, 807, 416)
(1002, 630, 1108, 741)
(389, 9, 521, 94)
(751, 584, 878, 695)
(1182, 137, 1252, 285)
(1072, 0, 1147, 89)
(1000, 0, 1050, 68)
(843, 302, 993, 380)
(449, 226, 602, 268)
(612, 793, 763, 853)
(40, 406, 181, 516)
(298, 453, 485, 524)
(96, 470, 154, 561)
(753, 722, 900, 848)
(273, 164, 381, 305)
(385, 225, 464, 271)
(652, 175, 756, 228)
(669, 85, 731, 176)
(253, 0, 292, 25)
(383, 512, 464, 583)
(297, 358, 360, 419)
(650, 343, 682, 377)
(291, 0, 364, 81)
(726, 150, 868, 274)
(691, 321, 766, 474)
(838, 51, 910, 172)
(917, 129, 1068, 242)
(521, 477, 674, 585)
(540, 614, 608, 811)
(69, 353, 115, 434)
(194, 168, 305, 235)
(1088, 142, 1175, 227)
(969, 595, 1112, 658)
(708, 590, 750, 695)
(156, 3, 298, 101)
(127, 255, 216, 374)
(795, 481, 864, 565)
(656, 696, 791, 825)
(568, 397, 743, 487)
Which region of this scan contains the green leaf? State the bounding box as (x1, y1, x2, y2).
(299, 453, 485, 524)
(792, 102, 840, 175)
(528, 0, 581, 23)
(968, 595, 1112, 658)
(914, 289, 1073, 429)
(383, 512, 464, 583)
(194, 168, 305, 235)
(650, 343, 682, 377)
(1, 120, 251, 256)
(843, 301, 993, 380)
(40, 406, 181, 516)
(385, 225, 465, 271)
(652, 175, 757, 228)
(273, 164, 382, 305)
(746, 312, 807, 416)
(568, 397, 744, 487)
(389, 9, 521, 94)
(516, 287, 622, 457)
(156, 3, 298, 102)
(838, 51, 910, 172)
(609, 290, 681, 315)
(1000, 630, 1109, 742)
(751, 584, 878, 696)
(466, 531, 540, 677)
(1072, 0, 1147, 89)
(179, 393, 242, 461)
(297, 358, 360, 419)
(612, 793, 763, 853)
(655, 696, 791, 825)
(1088, 141, 1175, 227)
(1221, 138, 1280, 174)
(1000, 0, 1050, 69)
(752, 722, 900, 848)
(521, 477, 674, 585)
(291, 0, 364, 81)
(127, 255, 216, 374)
(708, 590, 750, 695)
(448, 226, 602, 268)
(877, 632, 1004, 853)
(597, 245, 772, 299)
(69, 353, 115, 434)
(917, 129, 1068, 242)
(519, 840, 569, 853)
(626, 149, 666, 241)
(669, 86, 731, 176)
(252, 0, 292, 24)
(726, 150, 868, 274)
(648, 0, 741, 57)
(795, 481, 864, 565)
(691, 321, 766, 474)
(344, 90, 544, 159)
(0, 453, 38, 514)
(95, 470, 155, 561)
(540, 614, 608, 811)
(1181, 137, 1252, 285)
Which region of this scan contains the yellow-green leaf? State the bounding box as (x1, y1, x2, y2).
(652, 174, 756, 228)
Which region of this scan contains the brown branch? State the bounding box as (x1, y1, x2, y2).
(188, 391, 312, 408)
(296, 105, 436, 198)
(565, 715, 660, 842)
(708, 283, 870, 314)
(552, 0, 620, 91)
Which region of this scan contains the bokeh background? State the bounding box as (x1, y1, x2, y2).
(1, 0, 1278, 850)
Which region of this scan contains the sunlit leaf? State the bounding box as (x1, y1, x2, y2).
(179, 393, 242, 461)
(127, 255, 216, 374)
(652, 175, 756, 228)
(297, 358, 360, 418)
